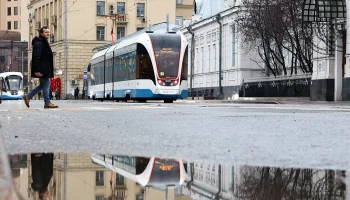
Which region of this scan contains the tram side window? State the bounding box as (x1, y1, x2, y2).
(136, 44, 155, 84)
(113, 57, 118, 82)
(97, 62, 102, 85)
(115, 57, 121, 82)
(109, 59, 113, 83)
(181, 47, 189, 82)
(99, 62, 104, 85)
(114, 51, 136, 82)
(128, 51, 136, 80)
(94, 63, 99, 85)
(95, 63, 100, 85)
(104, 59, 108, 84)
(91, 63, 96, 85)
(136, 157, 150, 175)
(106, 58, 113, 84)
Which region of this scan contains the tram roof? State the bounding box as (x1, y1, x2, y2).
(0, 72, 23, 77)
(92, 22, 182, 52)
(91, 47, 109, 60)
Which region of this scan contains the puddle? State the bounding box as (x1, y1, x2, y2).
(1, 152, 348, 200)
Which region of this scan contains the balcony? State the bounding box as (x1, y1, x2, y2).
(114, 14, 128, 25)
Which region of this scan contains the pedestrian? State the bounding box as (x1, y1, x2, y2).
(49, 89, 53, 100)
(22, 26, 58, 109)
(74, 87, 79, 100)
(30, 153, 53, 200)
(38, 91, 41, 100)
(82, 86, 85, 99)
(55, 88, 59, 100)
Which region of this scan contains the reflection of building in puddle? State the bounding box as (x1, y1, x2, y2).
(91, 154, 190, 200)
(10, 154, 349, 200)
(183, 164, 349, 200)
(9, 153, 191, 200)
(234, 166, 347, 200)
(182, 163, 235, 200)
(9, 154, 29, 199)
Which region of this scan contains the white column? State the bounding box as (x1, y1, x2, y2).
(334, 35, 343, 101)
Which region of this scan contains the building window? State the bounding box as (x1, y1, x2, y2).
(136, 3, 145, 17)
(96, 196, 104, 200)
(14, 21, 18, 29)
(176, 16, 183, 26)
(7, 7, 11, 16)
(96, 26, 105, 41)
(7, 21, 11, 30)
(232, 24, 236, 67)
(96, 171, 104, 186)
(117, 2, 125, 14)
(117, 27, 125, 39)
(116, 174, 124, 185)
(14, 7, 18, 15)
(136, 27, 143, 31)
(176, 0, 182, 4)
(96, 1, 105, 16)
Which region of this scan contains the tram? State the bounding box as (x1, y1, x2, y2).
(91, 154, 187, 188)
(89, 32, 188, 103)
(0, 72, 24, 100)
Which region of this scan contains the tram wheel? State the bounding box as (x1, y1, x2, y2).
(164, 99, 173, 103)
(138, 100, 147, 103)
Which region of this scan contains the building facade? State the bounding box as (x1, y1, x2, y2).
(26, 0, 193, 99)
(182, 163, 235, 200)
(0, 39, 29, 91)
(0, 0, 22, 33)
(175, 0, 193, 26)
(182, 0, 350, 100)
(182, 0, 264, 100)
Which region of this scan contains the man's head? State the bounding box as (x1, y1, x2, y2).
(39, 188, 49, 200)
(39, 26, 50, 39)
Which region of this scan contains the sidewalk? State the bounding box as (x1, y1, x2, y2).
(182, 97, 350, 105)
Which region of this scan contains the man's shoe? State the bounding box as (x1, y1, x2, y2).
(44, 103, 58, 109)
(23, 95, 30, 108)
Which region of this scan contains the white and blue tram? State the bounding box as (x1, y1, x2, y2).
(89, 32, 188, 103)
(91, 154, 187, 188)
(0, 72, 24, 100)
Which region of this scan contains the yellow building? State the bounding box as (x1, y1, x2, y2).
(26, 0, 193, 99)
(0, 0, 22, 32)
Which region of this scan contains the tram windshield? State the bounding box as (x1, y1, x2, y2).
(149, 34, 181, 79)
(148, 158, 180, 185)
(6, 75, 22, 91)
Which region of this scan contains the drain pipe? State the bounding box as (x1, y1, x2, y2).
(186, 25, 195, 100)
(215, 164, 222, 199)
(216, 14, 223, 99)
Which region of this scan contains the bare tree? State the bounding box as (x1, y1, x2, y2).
(234, 166, 346, 200)
(236, 0, 316, 76)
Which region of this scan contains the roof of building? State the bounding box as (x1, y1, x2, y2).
(92, 22, 182, 52)
(0, 30, 21, 41)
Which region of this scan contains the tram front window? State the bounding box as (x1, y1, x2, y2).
(149, 34, 181, 79)
(148, 158, 180, 184)
(6, 76, 22, 91)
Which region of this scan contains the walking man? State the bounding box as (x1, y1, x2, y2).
(23, 26, 58, 109)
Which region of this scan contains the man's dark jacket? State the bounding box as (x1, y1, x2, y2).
(31, 35, 54, 78)
(30, 153, 53, 193)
